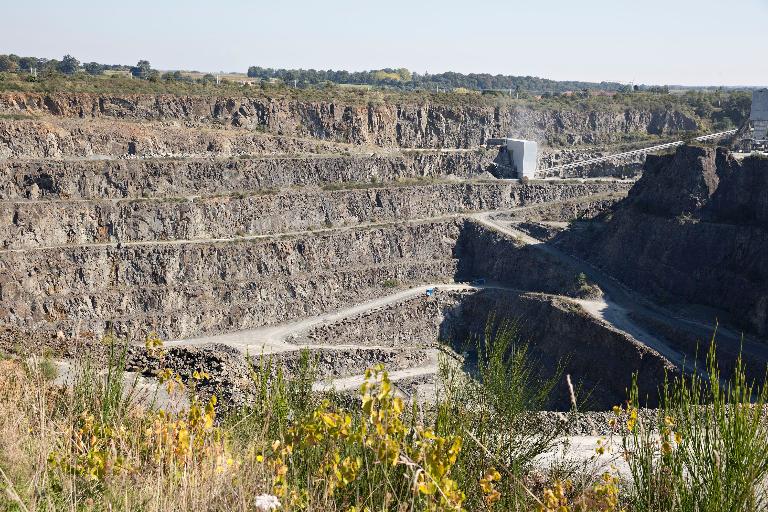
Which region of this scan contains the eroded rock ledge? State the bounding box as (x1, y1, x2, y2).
(563, 147, 768, 337)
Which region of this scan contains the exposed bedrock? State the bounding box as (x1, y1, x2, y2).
(455, 221, 602, 299)
(0, 92, 700, 148)
(0, 214, 611, 348)
(439, 289, 675, 410)
(561, 146, 768, 336)
(0, 153, 496, 200)
(296, 290, 469, 348)
(537, 147, 645, 179)
(0, 118, 358, 160)
(268, 285, 675, 411)
(495, 194, 626, 223)
(0, 221, 463, 341)
(124, 343, 430, 408)
(1, 182, 630, 249)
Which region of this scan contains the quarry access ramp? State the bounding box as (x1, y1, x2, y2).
(164, 283, 473, 395)
(470, 211, 686, 366)
(165, 283, 478, 353)
(470, 210, 768, 371)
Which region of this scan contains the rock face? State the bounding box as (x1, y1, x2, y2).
(455, 221, 602, 299)
(0, 211, 618, 344)
(0, 153, 496, 200)
(125, 343, 429, 408)
(566, 146, 768, 336)
(0, 221, 463, 341)
(537, 147, 645, 179)
(296, 290, 469, 348)
(629, 146, 720, 217)
(2, 89, 702, 411)
(0, 181, 629, 249)
(0, 92, 700, 148)
(438, 289, 675, 410)
(0, 117, 355, 159)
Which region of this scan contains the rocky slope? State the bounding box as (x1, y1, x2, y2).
(0, 221, 463, 342)
(0, 181, 629, 249)
(0, 211, 618, 345)
(562, 146, 768, 337)
(0, 117, 358, 159)
(537, 147, 645, 178)
(0, 153, 495, 200)
(455, 221, 601, 299)
(0, 92, 700, 148)
(437, 289, 675, 410)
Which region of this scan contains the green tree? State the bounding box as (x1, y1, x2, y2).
(18, 56, 37, 71)
(58, 54, 80, 74)
(0, 55, 18, 72)
(396, 68, 412, 81)
(162, 70, 183, 81)
(130, 60, 152, 79)
(83, 62, 104, 75)
(41, 59, 61, 76)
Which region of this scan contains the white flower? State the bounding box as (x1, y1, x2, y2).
(254, 493, 281, 511)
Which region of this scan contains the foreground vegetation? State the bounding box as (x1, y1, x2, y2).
(1, 332, 767, 511)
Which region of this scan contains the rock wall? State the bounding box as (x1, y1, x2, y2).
(0, 117, 355, 159)
(565, 146, 768, 336)
(0, 221, 463, 341)
(441, 289, 675, 410)
(498, 194, 626, 222)
(537, 147, 645, 179)
(297, 290, 469, 348)
(0, 152, 496, 201)
(1, 181, 630, 249)
(455, 221, 600, 298)
(0, 92, 700, 148)
(0, 208, 621, 349)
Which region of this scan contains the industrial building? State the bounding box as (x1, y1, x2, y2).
(486, 137, 538, 179)
(750, 89, 768, 143)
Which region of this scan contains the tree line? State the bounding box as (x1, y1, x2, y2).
(0, 53, 136, 76)
(246, 65, 627, 93)
(0, 54, 221, 83)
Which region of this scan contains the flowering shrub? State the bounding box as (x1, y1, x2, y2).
(18, 329, 767, 511)
(263, 364, 466, 510)
(538, 472, 621, 512)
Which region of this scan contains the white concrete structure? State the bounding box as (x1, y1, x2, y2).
(506, 138, 538, 179)
(750, 89, 768, 142)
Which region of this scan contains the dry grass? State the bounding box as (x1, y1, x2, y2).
(0, 330, 616, 512)
(0, 353, 275, 512)
(6, 330, 763, 511)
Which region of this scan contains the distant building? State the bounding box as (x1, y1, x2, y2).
(506, 139, 538, 179)
(750, 89, 768, 142)
(485, 138, 538, 179)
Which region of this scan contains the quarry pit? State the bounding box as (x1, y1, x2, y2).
(2, 91, 766, 416)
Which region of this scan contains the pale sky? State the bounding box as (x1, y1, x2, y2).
(2, 0, 767, 86)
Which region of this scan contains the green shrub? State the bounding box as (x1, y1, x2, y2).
(434, 322, 564, 509)
(622, 342, 768, 512)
